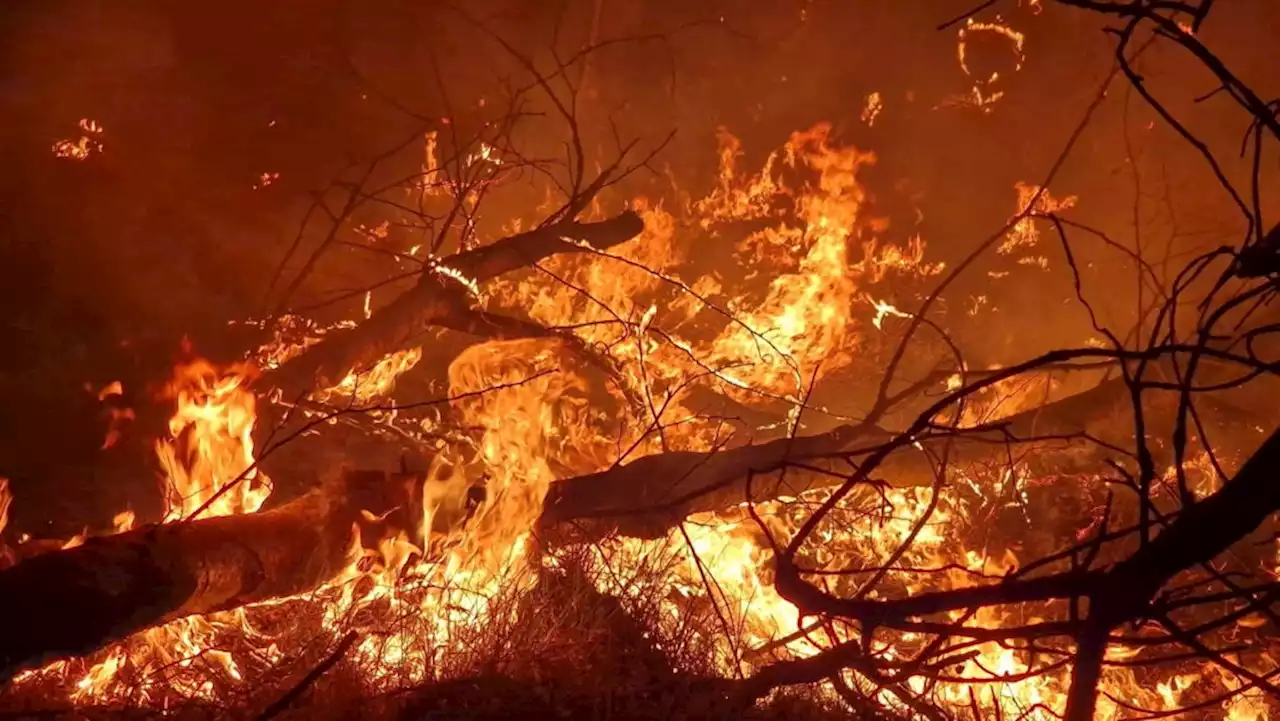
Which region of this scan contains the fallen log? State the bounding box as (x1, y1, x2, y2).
(541, 376, 1256, 538)
(0, 470, 417, 683)
(264, 212, 644, 397)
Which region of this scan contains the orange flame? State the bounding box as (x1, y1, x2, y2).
(155, 359, 270, 522)
(52, 118, 104, 160)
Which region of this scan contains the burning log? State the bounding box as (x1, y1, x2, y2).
(264, 212, 644, 398)
(541, 375, 1242, 538)
(0, 470, 416, 683)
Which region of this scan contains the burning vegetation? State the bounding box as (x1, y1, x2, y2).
(3, 1, 1280, 719)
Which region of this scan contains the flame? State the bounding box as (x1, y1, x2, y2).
(703, 123, 876, 394)
(1002, 181, 1078, 256)
(467, 141, 503, 167)
(869, 296, 911, 330)
(861, 91, 883, 126)
(155, 359, 270, 521)
(0, 478, 11, 566)
(94, 380, 135, 449)
(52, 118, 104, 160)
(111, 509, 136, 534)
(441, 339, 568, 554)
(314, 346, 423, 406)
(328, 339, 583, 684)
(945, 18, 1029, 112)
(8, 359, 272, 699)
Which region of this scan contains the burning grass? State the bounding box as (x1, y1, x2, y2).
(0, 509, 845, 720)
(3, 406, 1274, 720)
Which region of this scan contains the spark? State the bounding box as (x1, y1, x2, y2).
(52, 118, 104, 160)
(869, 297, 911, 329)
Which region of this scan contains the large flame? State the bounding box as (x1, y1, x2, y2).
(703, 123, 874, 394)
(155, 359, 271, 521)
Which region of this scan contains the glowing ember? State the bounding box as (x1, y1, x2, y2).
(52, 118, 104, 160)
(947, 17, 1029, 112)
(252, 171, 280, 189)
(1002, 181, 1078, 256)
(861, 91, 883, 126)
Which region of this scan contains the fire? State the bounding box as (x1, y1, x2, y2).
(94, 380, 134, 449)
(585, 456, 1265, 720)
(1002, 180, 1078, 256)
(702, 123, 877, 394)
(869, 297, 911, 330)
(318, 339, 588, 686)
(315, 346, 423, 406)
(4, 118, 1275, 721)
(52, 118, 104, 161)
(440, 339, 571, 554)
(861, 91, 883, 126)
(947, 17, 1029, 111)
(0, 478, 11, 567)
(155, 359, 271, 520)
(6, 359, 272, 700)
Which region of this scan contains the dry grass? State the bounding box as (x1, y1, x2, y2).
(1, 537, 863, 721)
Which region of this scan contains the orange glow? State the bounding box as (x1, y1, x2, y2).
(6, 118, 1271, 721)
(861, 91, 883, 126)
(95, 380, 134, 450)
(946, 18, 1029, 112)
(1002, 181, 1078, 257)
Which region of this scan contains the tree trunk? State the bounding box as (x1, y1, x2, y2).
(0, 470, 417, 683)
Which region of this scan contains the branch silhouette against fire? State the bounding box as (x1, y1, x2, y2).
(4, 1, 1280, 719)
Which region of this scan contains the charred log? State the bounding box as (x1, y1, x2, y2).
(0, 470, 417, 683)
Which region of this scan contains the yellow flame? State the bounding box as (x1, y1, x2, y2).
(156, 359, 271, 521)
(52, 118, 104, 160)
(1002, 181, 1078, 256)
